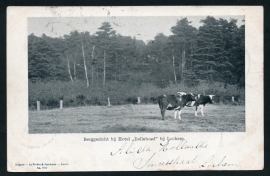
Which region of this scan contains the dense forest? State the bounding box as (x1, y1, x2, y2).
(28, 16, 245, 109)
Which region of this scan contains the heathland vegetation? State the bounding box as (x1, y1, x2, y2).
(29, 16, 245, 109)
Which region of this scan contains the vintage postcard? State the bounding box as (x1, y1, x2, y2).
(7, 6, 263, 171)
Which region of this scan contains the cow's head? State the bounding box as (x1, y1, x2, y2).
(194, 94, 201, 100)
(208, 95, 215, 104)
(186, 93, 196, 102)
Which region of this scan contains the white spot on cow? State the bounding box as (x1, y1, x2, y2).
(177, 92, 186, 95)
(209, 95, 215, 99)
(198, 94, 201, 98)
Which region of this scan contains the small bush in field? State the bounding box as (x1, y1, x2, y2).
(238, 99, 245, 106)
(126, 97, 138, 104)
(45, 97, 58, 109)
(231, 101, 239, 106)
(64, 99, 75, 107)
(84, 100, 90, 105)
(212, 95, 220, 103)
(76, 94, 86, 105)
(29, 99, 36, 108)
(29, 100, 37, 110)
(76, 94, 85, 101)
(142, 97, 149, 104)
(90, 97, 102, 106)
(149, 97, 158, 104)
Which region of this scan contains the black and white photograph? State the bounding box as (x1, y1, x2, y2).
(7, 6, 263, 172)
(28, 15, 245, 133)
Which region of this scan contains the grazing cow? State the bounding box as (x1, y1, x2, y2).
(177, 92, 198, 107)
(194, 94, 215, 116)
(158, 93, 196, 120)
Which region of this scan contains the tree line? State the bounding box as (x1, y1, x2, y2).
(28, 16, 245, 88)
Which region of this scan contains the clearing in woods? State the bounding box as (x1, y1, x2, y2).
(29, 104, 245, 133)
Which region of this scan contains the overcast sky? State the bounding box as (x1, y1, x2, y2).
(28, 16, 244, 43)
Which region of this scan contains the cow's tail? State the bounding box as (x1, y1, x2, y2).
(158, 95, 167, 109)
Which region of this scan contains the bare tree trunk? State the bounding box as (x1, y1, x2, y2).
(81, 42, 89, 87)
(181, 45, 186, 85)
(172, 55, 177, 83)
(115, 52, 117, 83)
(103, 50, 106, 85)
(67, 58, 73, 83)
(179, 53, 181, 81)
(91, 46, 95, 85)
(210, 65, 213, 83)
(96, 69, 99, 86)
(73, 61, 77, 82)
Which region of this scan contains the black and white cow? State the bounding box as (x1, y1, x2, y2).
(194, 94, 215, 116)
(177, 92, 215, 116)
(177, 92, 197, 107)
(158, 93, 196, 120)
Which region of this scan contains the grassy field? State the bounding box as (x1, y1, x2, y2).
(29, 104, 245, 133)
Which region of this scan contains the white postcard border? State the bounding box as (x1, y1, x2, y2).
(7, 6, 263, 171)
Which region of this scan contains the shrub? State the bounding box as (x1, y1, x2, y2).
(126, 97, 138, 104)
(90, 97, 102, 106)
(149, 96, 158, 104)
(231, 101, 239, 106)
(64, 99, 75, 107)
(29, 79, 245, 110)
(46, 97, 59, 109)
(142, 97, 149, 104)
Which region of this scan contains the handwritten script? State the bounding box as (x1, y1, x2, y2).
(110, 139, 238, 169)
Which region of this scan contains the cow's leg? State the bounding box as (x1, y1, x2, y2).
(178, 109, 182, 120)
(161, 108, 166, 120)
(201, 105, 204, 116)
(174, 110, 178, 119)
(195, 106, 198, 116)
(197, 105, 203, 116)
(174, 106, 180, 119)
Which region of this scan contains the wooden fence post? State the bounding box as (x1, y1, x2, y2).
(60, 100, 63, 109)
(137, 97, 141, 104)
(232, 96, 235, 102)
(108, 97, 111, 106)
(37, 101, 40, 111)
